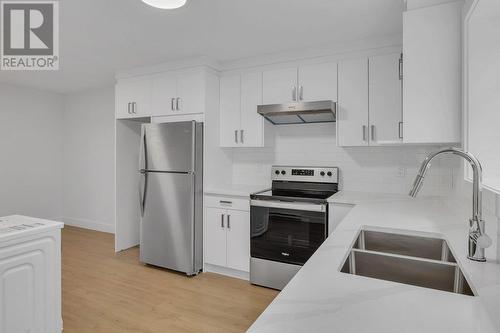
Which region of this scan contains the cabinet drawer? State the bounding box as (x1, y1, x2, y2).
(204, 195, 249, 211)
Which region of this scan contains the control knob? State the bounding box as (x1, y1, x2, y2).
(320, 171, 325, 176)
(327, 171, 333, 177)
(281, 170, 286, 175)
(275, 170, 280, 175)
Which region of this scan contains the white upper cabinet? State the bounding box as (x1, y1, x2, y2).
(220, 72, 269, 147)
(176, 69, 205, 115)
(298, 62, 338, 102)
(240, 72, 265, 147)
(262, 67, 298, 104)
(262, 62, 338, 105)
(151, 74, 176, 116)
(369, 53, 403, 145)
(115, 78, 152, 119)
(152, 69, 205, 116)
(116, 67, 208, 119)
(402, 1, 461, 144)
(219, 74, 241, 147)
(337, 58, 369, 147)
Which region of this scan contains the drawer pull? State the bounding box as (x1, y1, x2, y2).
(219, 200, 232, 205)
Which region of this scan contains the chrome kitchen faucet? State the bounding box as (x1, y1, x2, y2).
(409, 147, 492, 262)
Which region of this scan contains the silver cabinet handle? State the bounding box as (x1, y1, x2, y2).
(240, 130, 244, 143)
(220, 200, 232, 205)
(299, 86, 303, 101)
(221, 214, 225, 228)
(292, 86, 297, 101)
(131, 102, 137, 114)
(398, 121, 403, 139)
(171, 98, 175, 111)
(371, 125, 375, 141)
(362, 125, 367, 141)
(127, 102, 131, 114)
(176, 97, 180, 110)
(234, 130, 238, 143)
(227, 214, 231, 229)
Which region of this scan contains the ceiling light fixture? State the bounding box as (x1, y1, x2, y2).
(141, 0, 187, 9)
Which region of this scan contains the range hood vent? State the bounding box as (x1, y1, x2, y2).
(257, 100, 336, 125)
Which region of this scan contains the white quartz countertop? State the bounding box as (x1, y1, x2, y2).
(248, 191, 500, 333)
(204, 184, 269, 197)
(0, 215, 64, 242)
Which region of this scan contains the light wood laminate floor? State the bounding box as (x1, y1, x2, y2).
(62, 226, 278, 333)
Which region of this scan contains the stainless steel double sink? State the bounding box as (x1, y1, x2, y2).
(340, 229, 475, 296)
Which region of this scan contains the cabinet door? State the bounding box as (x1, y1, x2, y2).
(403, 2, 461, 143)
(115, 78, 152, 119)
(337, 58, 369, 146)
(240, 72, 265, 147)
(262, 67, 298, 104)
(219, 75, 241, 147)
(369, 53, 402, 145)
(0, 236, 60, 333)
(151, 74, 177, 116)
(298, 62, 338, 102)
(176, 70, 205, 115)
(204, 207, 227, 267)
(225, 210, 250, 272)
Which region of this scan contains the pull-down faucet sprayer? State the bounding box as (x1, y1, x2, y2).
(409, 147, 491, 262)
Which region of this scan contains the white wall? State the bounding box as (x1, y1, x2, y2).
(232, 122, 453, 196)
(61, 87, 115, 233)
(0, 84, 64, 219)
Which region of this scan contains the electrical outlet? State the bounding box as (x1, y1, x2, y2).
(397, 166, 407, 177)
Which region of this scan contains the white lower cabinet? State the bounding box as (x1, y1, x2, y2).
(225, 210, 250, 272)
(204, 198, 250, 273)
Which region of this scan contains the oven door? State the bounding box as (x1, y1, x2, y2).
(250, 200, 328, 266)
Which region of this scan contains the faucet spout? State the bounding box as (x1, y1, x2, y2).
(409, 147, 489, 262)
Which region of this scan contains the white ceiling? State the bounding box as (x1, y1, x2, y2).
(0, 0, 404, 93)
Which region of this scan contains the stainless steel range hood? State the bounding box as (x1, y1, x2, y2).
(257, 100, 336, 125)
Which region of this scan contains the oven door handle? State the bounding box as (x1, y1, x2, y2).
(250, 200, 326, 212)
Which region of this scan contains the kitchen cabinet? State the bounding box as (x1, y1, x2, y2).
(262, 67, 298, 104)
(204, 207, 228, 267)
(262, 62, 337, 105)
(337, 58, 369, 147)
(369, 53, 403, 145)
(337, 54, 403, 147)
(115, 78, 152, 119)
(152, 69, 205, 116)
(402, 1, 461, 144)
(220, 72, 270, 147)
(116, 68, 208, 119)
(204, 196, 250, 272)
(298, 62, 338, 102)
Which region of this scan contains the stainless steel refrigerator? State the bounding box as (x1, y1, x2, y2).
(139, 121, 203, 276)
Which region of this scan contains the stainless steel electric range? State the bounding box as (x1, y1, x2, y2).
(249, 166, 339, 290)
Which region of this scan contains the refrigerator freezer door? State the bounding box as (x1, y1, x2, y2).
(143, 122, 194, 172)
(140, 172, 196, 274)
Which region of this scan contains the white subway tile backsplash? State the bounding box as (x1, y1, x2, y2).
(232, 123, 450, 195)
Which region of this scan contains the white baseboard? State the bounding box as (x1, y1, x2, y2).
(57, 217, 115, 234)
(204, 263, 249, 281)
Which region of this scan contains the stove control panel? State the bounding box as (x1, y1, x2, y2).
(271, 166, 339, 183)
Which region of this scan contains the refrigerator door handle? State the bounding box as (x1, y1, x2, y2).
(139, 128, 148, 217)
